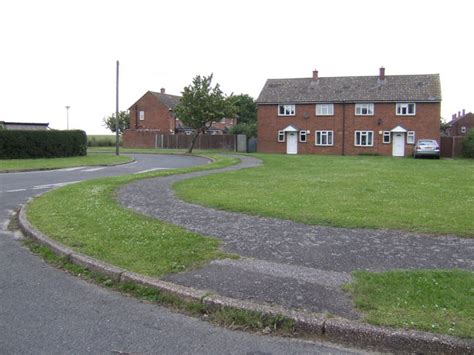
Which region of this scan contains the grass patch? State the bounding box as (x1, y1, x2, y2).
(23, 239, 296, 336)
(174, 154, 474, 236)
(344, 269, 474, 338)
(0, 153, 132, 172)
(26, 154, 239, 277)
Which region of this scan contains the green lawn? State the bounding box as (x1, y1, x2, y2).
(174, 154, 474, 237)
(0, 153, 132, 172)
(345, 270, 474, 338)
(26, 154, 239, 277)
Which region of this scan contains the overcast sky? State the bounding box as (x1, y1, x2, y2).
(1, 0, 472, 134)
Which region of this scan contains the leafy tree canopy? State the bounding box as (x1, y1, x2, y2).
(174, 74, 235, 153)
(228, 94, 257, 124)
(103, 111, 130, 134)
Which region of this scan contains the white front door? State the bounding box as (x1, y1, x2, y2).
(286, 132, 298, 154)
(392, 133, 405, 156)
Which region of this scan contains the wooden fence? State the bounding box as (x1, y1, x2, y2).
(123, 130, 237, 150)
(440, 136, 465, 158)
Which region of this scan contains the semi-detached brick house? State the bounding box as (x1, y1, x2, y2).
(446, 110, 474, 136)
(256, 68, 441, 156)
(124, 89, 236, 148)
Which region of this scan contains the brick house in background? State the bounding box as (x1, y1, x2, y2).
(446, 110, 474, 136)
(124, 89, 236, 147)
(256, 68, 441, 156)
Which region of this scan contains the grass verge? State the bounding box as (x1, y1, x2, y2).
(88, 147, 233, 155)
(26, 154, 239, 277)
(24, 239, 296, 335)
(174, 154, 474, 237)
(344, 269, 474, 338)
(0, 153, 133, 172)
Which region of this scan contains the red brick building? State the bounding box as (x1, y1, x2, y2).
(256, 68, 441, 156)
(124, 89, 236, 147)
(446, 110, 474, 136)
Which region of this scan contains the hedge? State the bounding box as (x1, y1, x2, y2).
(0, 130, 87, 159)
(462, 128, 474, 158)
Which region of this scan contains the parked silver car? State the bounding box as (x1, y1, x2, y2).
(413, 139, 440, 159)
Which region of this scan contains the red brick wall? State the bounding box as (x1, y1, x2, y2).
(129, 92, 175, 133)
(123, 130, 159, 148)
(257, 102, 440, 156)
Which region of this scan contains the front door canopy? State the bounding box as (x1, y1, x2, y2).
(282, 125, 299, 132)
(391, 125, 407, 133)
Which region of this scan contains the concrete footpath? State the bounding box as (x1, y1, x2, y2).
(19, 155, 474, 353)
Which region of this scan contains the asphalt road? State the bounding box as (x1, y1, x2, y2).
(0, 154, 362, 354)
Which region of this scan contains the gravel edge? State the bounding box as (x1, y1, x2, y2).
(18, 202, 473, 354)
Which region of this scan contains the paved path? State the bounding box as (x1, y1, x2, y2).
(118, 155, 474, 319)
(2, 154, 365, 354)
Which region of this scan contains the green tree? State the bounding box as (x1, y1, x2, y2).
(462, 128, 474, 158)
(102, 111, 130, 134)
(228, 94, 257, 124)
(174, 74, 235, 153)
(229, 122, 257, 138)
(440, 118, 450, 136)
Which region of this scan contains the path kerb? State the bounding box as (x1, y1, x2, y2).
(18, 203, 473, 354)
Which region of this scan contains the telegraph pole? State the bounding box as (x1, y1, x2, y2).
(115, 60, 120, 156)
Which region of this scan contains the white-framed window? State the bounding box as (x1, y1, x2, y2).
(299, 130, 307, 142)
(396, 103, 416, 116)
(383, 131, 391, 144)
(278, 104, 295, 116)
(277, 130, 285, 142)
(316, 104, 334, 116)
(315, 130, 334, 146)
(139, 111, 145, 120)
(355, 103, 374, 116)
(461, 126, 467, 134)
(407, 131, 415, 144)
(355, 131, 374, 146)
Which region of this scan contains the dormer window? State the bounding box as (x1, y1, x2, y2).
(278, 104, 295, 116)
(396, 103, 416, 116)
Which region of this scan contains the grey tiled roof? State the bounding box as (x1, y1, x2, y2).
(256, 74, 441, 104)
(150, 91, 181, 109)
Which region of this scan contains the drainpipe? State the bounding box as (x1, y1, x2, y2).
(342, 101, 346, 155)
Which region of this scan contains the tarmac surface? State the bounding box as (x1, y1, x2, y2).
(118, 155, 474, 319)
(2, 154, 367, 354)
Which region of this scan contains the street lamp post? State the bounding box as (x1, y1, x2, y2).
(65, 106, 70, 130)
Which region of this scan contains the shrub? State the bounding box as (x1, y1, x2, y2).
(229, 122, 257, 138)
(0, 130, 87, 159)
(462, 128, 474, 158)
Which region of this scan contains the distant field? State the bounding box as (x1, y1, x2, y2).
(87, 135, 121, 147)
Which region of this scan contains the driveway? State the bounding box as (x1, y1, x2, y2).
(0, 154, 361, 354)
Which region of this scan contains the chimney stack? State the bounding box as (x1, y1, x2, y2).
(160, 88, 166, 94)
(462, 109, 465, 116)
(458, 111, 461, 118)
(379, 67, 385, 81)
(312, 69, 319, 81)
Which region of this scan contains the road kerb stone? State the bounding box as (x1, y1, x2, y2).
(324, 318, 473, 354)
(16, 187, 474, 354)
(69, 253, 124, 282)
(120, 271, 209, 302)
